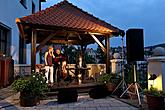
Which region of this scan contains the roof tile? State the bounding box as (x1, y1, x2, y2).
(20, 0, 121, 34)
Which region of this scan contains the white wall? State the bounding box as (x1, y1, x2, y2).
(148, 56, 165, 91)
(0, 0, 40, 63)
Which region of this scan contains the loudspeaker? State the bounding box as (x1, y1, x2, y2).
(58, 88, 78, 103)
(126, 29, 144, 62)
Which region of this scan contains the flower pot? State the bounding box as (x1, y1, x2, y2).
(146, 94, 164, 110)
(20, 95, 38, 107)
(106, 83, 116, 93)
(20, 91, 38, 107)
(128, 84, 138, 100)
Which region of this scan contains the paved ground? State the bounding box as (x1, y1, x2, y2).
(0, 86, 15, 100)
(0, 86, 139, 110)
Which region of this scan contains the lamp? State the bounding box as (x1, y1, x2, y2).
(148, 74, 157, 89)
(148, 74, 157, 80)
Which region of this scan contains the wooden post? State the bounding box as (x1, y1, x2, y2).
(81, 45, 87, 83)
(39, 50, 42, 64)
(19, 35, 26, 64)
(31, 29, 37, 72)
(105, 35, 110, 74)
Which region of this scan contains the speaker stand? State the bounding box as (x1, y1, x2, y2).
(112, 36, 127, 94)
(112, 65, 127, 94)
(112, 76, 127, 94)
(120, 63, 142, 107)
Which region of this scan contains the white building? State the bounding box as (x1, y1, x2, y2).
(0, 0, 45, 63)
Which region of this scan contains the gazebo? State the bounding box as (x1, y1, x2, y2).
(16, 0, 124, 74)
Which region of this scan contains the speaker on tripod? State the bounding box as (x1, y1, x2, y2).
(126, 29, 144, 62)
(121, 29, 144, 107)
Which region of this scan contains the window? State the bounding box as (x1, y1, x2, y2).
(0, 23, 11, 57)
(32, 1, 35, 14)
(20, 0, 27, 9)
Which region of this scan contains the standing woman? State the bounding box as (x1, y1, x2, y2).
(44, 46, 55, 84)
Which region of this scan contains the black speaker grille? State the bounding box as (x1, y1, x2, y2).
(126, 29, 144, 62)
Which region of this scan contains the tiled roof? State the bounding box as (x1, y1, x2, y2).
(20, 0, 121, 34)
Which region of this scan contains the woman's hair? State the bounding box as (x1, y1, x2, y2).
(48, 46, 53, 50)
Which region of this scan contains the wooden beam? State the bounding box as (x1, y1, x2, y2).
(89, 33, 106, 52)
(87, 32, 105, 35)
(36, 33, 57, 53)
(76, 33, 82, 40)
(80, 45, 87, 82)
(105, 35, 110, 74)
(50, 39, 83, 45)
(31, 29, 37, 72)
(16, 18, 26, 64)
(16, 18, 25, 39)
(19, 34, 26, 64)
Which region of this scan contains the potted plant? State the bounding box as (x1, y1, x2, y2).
(144, 86, 165, 110)
(98, 73, 121, 93)
(11, 71, 48, 107)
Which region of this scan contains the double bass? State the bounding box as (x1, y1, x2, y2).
(54, 54, 67, 79)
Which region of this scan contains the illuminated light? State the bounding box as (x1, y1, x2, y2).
(79, 56, 82, 67)
(78, 74, 82, 84)
(78, 74, 82, 78)
(148, 73, 163, 91)
(15, 18, 21, 23)
(88, 32, 104, 35)
(153, 74, 163, 91)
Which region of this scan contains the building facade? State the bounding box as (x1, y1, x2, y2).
(0, 0, 45, 63)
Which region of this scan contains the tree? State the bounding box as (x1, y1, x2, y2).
(85, 54, 96, 64)
(96, 46, 106, 63)
(64, 45, 77, 64)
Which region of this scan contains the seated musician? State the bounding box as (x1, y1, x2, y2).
(53, 49, 67, 82)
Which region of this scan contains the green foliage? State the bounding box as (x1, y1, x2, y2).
(85, 54, 96, 64)
(98, 73, 121, 84)
(96, 46, 106, 63)
(11, 78, 29, 92)
(65, 45, 77, 64)
(144, 86, 165, 97)
(66, 45, 96, 64)
(11, 71, 48, 97)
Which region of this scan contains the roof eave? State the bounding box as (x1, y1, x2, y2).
(19, 22, 121, 36)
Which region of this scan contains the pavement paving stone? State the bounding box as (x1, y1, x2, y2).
(74, 107, 87, 110)
(0, 89, 139, 110)
(119, 107, 132, 110)
(108, 107, 122, 110)
(99, 103, 109, 107)
(85, 108, 97, 110)
(109, 102, 121, 107)
(96, 107, 109, 110)
(62, 107, 75, 110)
(129, 107, 139, 110)
(118, 102, 128, 106)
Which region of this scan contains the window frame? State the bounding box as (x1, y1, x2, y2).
(20, 0, 27, 9)
(32, 1, 35, 14)
(0, 22, 11, 57)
